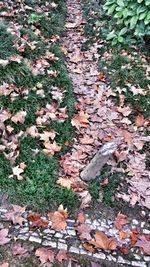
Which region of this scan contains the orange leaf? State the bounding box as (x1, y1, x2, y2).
(27, 212, 48, 229)
(48, 204, 68, 231)
(90, 230, 117, 250)
(71, 111, 89, 130)
(114, 212, 128, 230)
(130, 228, 140, 247)
(135, 114, 149, 127)
(119, 230, 130, 239)
(97, 72, 105, 80)
(56, 250, 68, 262)
(83, 242, 95, 253)
(35, 248, 55, 264)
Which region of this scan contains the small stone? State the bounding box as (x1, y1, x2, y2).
(69, 246, 80, 254)
(80, 249, 87, 255)
(118, 256, 130, 264)
(134, 254, 141, 260)
(143, 229, 150, 234)
(141, 222, 145, 228)
(17, 234, 29, 241)
(42, 240, 57, 248)
(144, 256, 150, 262)
(59, 239, 66, 243)
(31, 232, 39, 237)
(67, 219, 75, 228)
(132, 219, 139, 225)
(29, 236, 41, 244)
(54, 233, 63, 238)
(107, 255, 117, 262)
(19, 227, 29, 233)
(93, 220, 99, 227)
(132, 261, 147, 267)
(0, 208, 7, 213)
(67, 230, 76, 236)
(58, 242, 67, 250)
(85, 219, 92, 224)
(93, 252, 106, 260)
(43, 229, 52, 234)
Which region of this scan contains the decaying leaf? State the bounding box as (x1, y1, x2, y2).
(78, 191, 92, 209)
(6, 205, 26, 225)
(83, 242, 95, 253)
(56, 177, 73, 190)
(135, 235, 150, 255)
(48, 204, 68, 231)
(56, 249, 68, 262)
(114, 212, 128, 230)
(43, 141, 61, 156)
(0, 229, 10, 245)
(35, 247, 55, 264)
(11, 111, 27, 124)
(27, 212, 48, 229)
(90, 230, 117, 251)
(12, 243, 28, 256)
(76, 223, 92, 241)
(71, 111, 90, 130)
(77, 211, 85, 224)
(130, 228, 140, 247)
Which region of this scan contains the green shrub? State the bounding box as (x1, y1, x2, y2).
(103, 0, 150, 45)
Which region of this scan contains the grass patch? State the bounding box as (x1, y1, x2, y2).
(0, 0, 77, 210)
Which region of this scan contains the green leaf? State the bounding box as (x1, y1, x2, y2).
(130, 16, 138, 29)
(107, 4, 117, 15)
(106, 30, 116, 40)
(117, 0, 124, 6)
(119, 27, 128, 35)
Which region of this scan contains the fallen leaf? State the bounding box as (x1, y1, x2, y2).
(43, 141, 61, 156)
(79, 135, 94, 144)
(90, 230, 117, 250)
(71, 111, 90, 130)
(100, 178, 109, 186)
(0, 263, 9, 267)
(0, 229, 10, 245)
(77, 211, 85, 224)
(48, 204, 68, 231)
(83, 242, 95, 253)
(119, 230, 130, 239)
(56, 177, 73, 190)
(119, 246, 129, 255)
(6, 205, 26, 225)
(135, 114, 149, 127)
(130, 228, 140, 246)
(39, 130, 56, 142)
(0, 59, 9, 67)
(27, 212, 48, 229)
(35, 247, 55, 264)
(97, 72, 105, 81)
(114, 212, 128, 230)
(12, 165, 24, 180)
(76, 224, 92, 241)
(12, 243, 28, 255)
(79, 191, 92, 209)
(56, 249, 68, 262)
(117, 106, 132, 117)
(11, 111, 27, 124)
(135, 235, 150, 255)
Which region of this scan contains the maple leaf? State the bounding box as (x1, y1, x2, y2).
(114, 212, 128, 230)
(12, 243, 28, 256)
(11, 111, 27, 124)
(35, 247, 55, 264)
(39, 130, 56, 142)
(56, 177, 73, 190)
(71, 111, 90, 130)
(26, 126, 39, 138)
(48, 204, 68, 231)
(0, 263, 9, 267)
(42, 141, 61, 156)
(135, 114, 148, 127)
(117, 106, 132, 117)
(135, 235, 150, 255)
(0, 229, 10, 245)
(12, 165, 24, 180)
(27, 212, 48, 229)
(90, 230, 117, 250)
(78, 191, 92, 209)
(79, 135, 94, 145)
(76, 224, 92, 241)
(6, 205, 26, 225)
(56, 249, 68, 262)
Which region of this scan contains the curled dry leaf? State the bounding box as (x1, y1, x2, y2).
(135, 235, 150, 255)
(83, 242, 95, 253)
(119, 230, 130, 239)
(12, 243, 28, 256)
(130, 228, 140, 247)
(77, 211, 85, 224)
(12, 163, 26, 180)
(114, 212, 128, 230)
(0, 229, 10, 245)
(78, 190, 92, 209)
(48, 204, 68, 231)
(71, 111, 90, 130)
(11, 111, 27, 124)
(27, 212, 48, 229)
(56, 249, 68, 262)
(90, 230, 117, 251)
(35, 247, 55, 264)
(76, 224, 92, 241)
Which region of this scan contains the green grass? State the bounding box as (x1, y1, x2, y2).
(0, 0, 78, 210)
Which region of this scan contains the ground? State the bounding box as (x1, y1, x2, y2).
(0, 0, 150, 266)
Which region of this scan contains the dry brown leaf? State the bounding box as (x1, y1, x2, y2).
(117, 106, 132, 117)
(135, 235, 150, 255)
(11, 111, 27, 124)
(135, 114, 149, 127)
(130, 228, 140, 247)
(12, 164, 26, 180)
(77, 211, 85, 224)
(48, 204, 68, 231)
(119, 230, 130, 239)
(79, 135, 94, 144)
(0, 229, 11, 245)
(12, 243, 28, 256)
(114, 212, 128, 230)
(43, 141, 61, 156)
(39, 130, 56, 142)
(90, 230, 117, 250)
(27, 212, 48, 229)
(79, 191, 92, 209)
(26, 126, 39, 138)
(83, 242, 95, 253)
(6, 205, 26, 225)
(56, 177, 73, 189)
(56, 249, 68, 262)
(71, 111, 90, 130)
(0, 263, 9, 267)
(35, 247, 55, 264)
(76, 223, 92, 241)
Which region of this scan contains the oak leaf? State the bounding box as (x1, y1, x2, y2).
(114, 212, 128, 230)
(35, 247, 55, 264)
(71, 111, 89, 130)
(90, 230, 117, 250)
(48, 204, 68, 231)
(0, 229, 10, 245)
(56, 249, 68, 262)
(40, 130, 56, 141)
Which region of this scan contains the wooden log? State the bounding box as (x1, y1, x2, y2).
(80, 140, 119, 181)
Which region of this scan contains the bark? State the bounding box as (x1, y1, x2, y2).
(80, 140, 119, 181)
